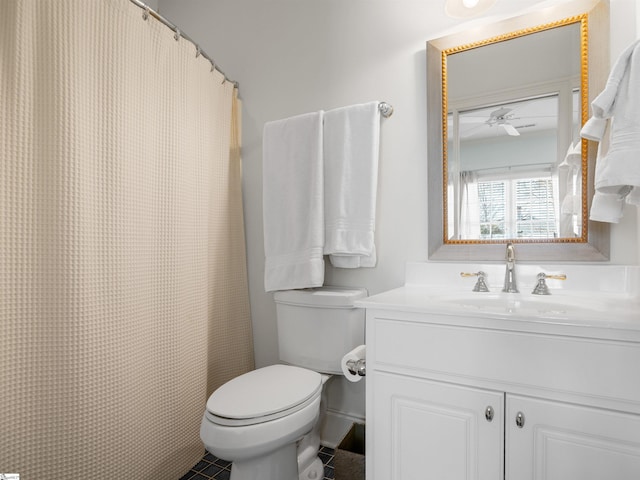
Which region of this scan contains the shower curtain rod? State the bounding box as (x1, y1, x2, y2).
(129, 0, 239, 89)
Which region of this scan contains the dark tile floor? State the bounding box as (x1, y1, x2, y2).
(179, 446, 335, 480)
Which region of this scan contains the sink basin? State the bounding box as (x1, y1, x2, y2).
(358, 263, 640, 325)
(435, 292, 611, 318)
(357, 264, 640, 335)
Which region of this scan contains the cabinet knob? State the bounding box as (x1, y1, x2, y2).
(515, 411, 525, 428)
(485, 406, 494, 422)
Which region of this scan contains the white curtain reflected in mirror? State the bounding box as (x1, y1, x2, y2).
(460, 171, 480, 238)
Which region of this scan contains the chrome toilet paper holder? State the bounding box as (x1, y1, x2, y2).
(346, 359, 366, 376)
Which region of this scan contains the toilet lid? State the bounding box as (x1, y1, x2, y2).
(206, 364, 322, 425)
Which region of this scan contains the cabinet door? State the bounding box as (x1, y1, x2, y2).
(370, 371, 504, 480)
(506, 395, 640, 480)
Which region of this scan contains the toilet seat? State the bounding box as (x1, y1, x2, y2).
(205, 364, 322, 427)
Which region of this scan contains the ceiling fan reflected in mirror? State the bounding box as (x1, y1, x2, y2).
(455, 95, 559, 140)
(456, 105, 524, 138)
(486, 107, 520, 136)
(485, 107, 520, 137)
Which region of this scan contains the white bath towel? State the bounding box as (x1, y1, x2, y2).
(323, 102, 380, 268)
(557, 142, 582, 232)
(263, 112, 325, 291)
(558, 141, 582, 169)
(581, 39, 640, 223)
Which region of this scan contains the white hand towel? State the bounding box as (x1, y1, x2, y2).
(323, 102, 380, 268)
(581, 40, 640, 223)
(589, 192, 625, 223)
(263, 112, 324, 292)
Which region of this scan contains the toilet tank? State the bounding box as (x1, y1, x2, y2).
(274, 287, 367, 374)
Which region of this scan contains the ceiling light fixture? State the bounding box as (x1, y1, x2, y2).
(445, 0, 497, 18)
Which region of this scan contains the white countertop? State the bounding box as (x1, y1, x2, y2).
(356, 263, 640, 342)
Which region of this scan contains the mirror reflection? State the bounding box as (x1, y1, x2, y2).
(445, 20, 586, 242)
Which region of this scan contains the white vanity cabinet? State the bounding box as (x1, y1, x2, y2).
(506, 395, 640, 479)
(362, 295, 640, 480)
(372, 371, 504, 479)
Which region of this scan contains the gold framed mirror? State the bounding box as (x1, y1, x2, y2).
(427, 0, 610, 261)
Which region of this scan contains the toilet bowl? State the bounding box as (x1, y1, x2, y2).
(200, 364, 325, 480)
(200, 286, 367, 480)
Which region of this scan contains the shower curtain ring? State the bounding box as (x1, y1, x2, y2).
(142, 6, 150, 20)
(174, 29, 181, 41)
(195, 45, 201, 58)
(210, 61, 216, 73)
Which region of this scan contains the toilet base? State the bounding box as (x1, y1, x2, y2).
(230, 442, 298, 480)
(299, 456, 323, 480)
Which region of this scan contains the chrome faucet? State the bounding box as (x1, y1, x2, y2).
(502, 242, 519, 293)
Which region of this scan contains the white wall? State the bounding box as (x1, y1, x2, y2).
(157, 0, 639, 435)
(608, 0, 640, 262)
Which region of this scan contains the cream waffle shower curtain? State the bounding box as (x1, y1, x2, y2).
(0, 1, 254, 478)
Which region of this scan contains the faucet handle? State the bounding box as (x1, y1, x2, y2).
(460, 271, 490, 292)
(542, 273, 567, 281)
(531, 272, 567, 295)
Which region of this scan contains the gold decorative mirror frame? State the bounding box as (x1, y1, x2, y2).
(427, 0, 610, 261)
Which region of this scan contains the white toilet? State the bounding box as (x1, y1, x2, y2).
(200, 286, 367, 480)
